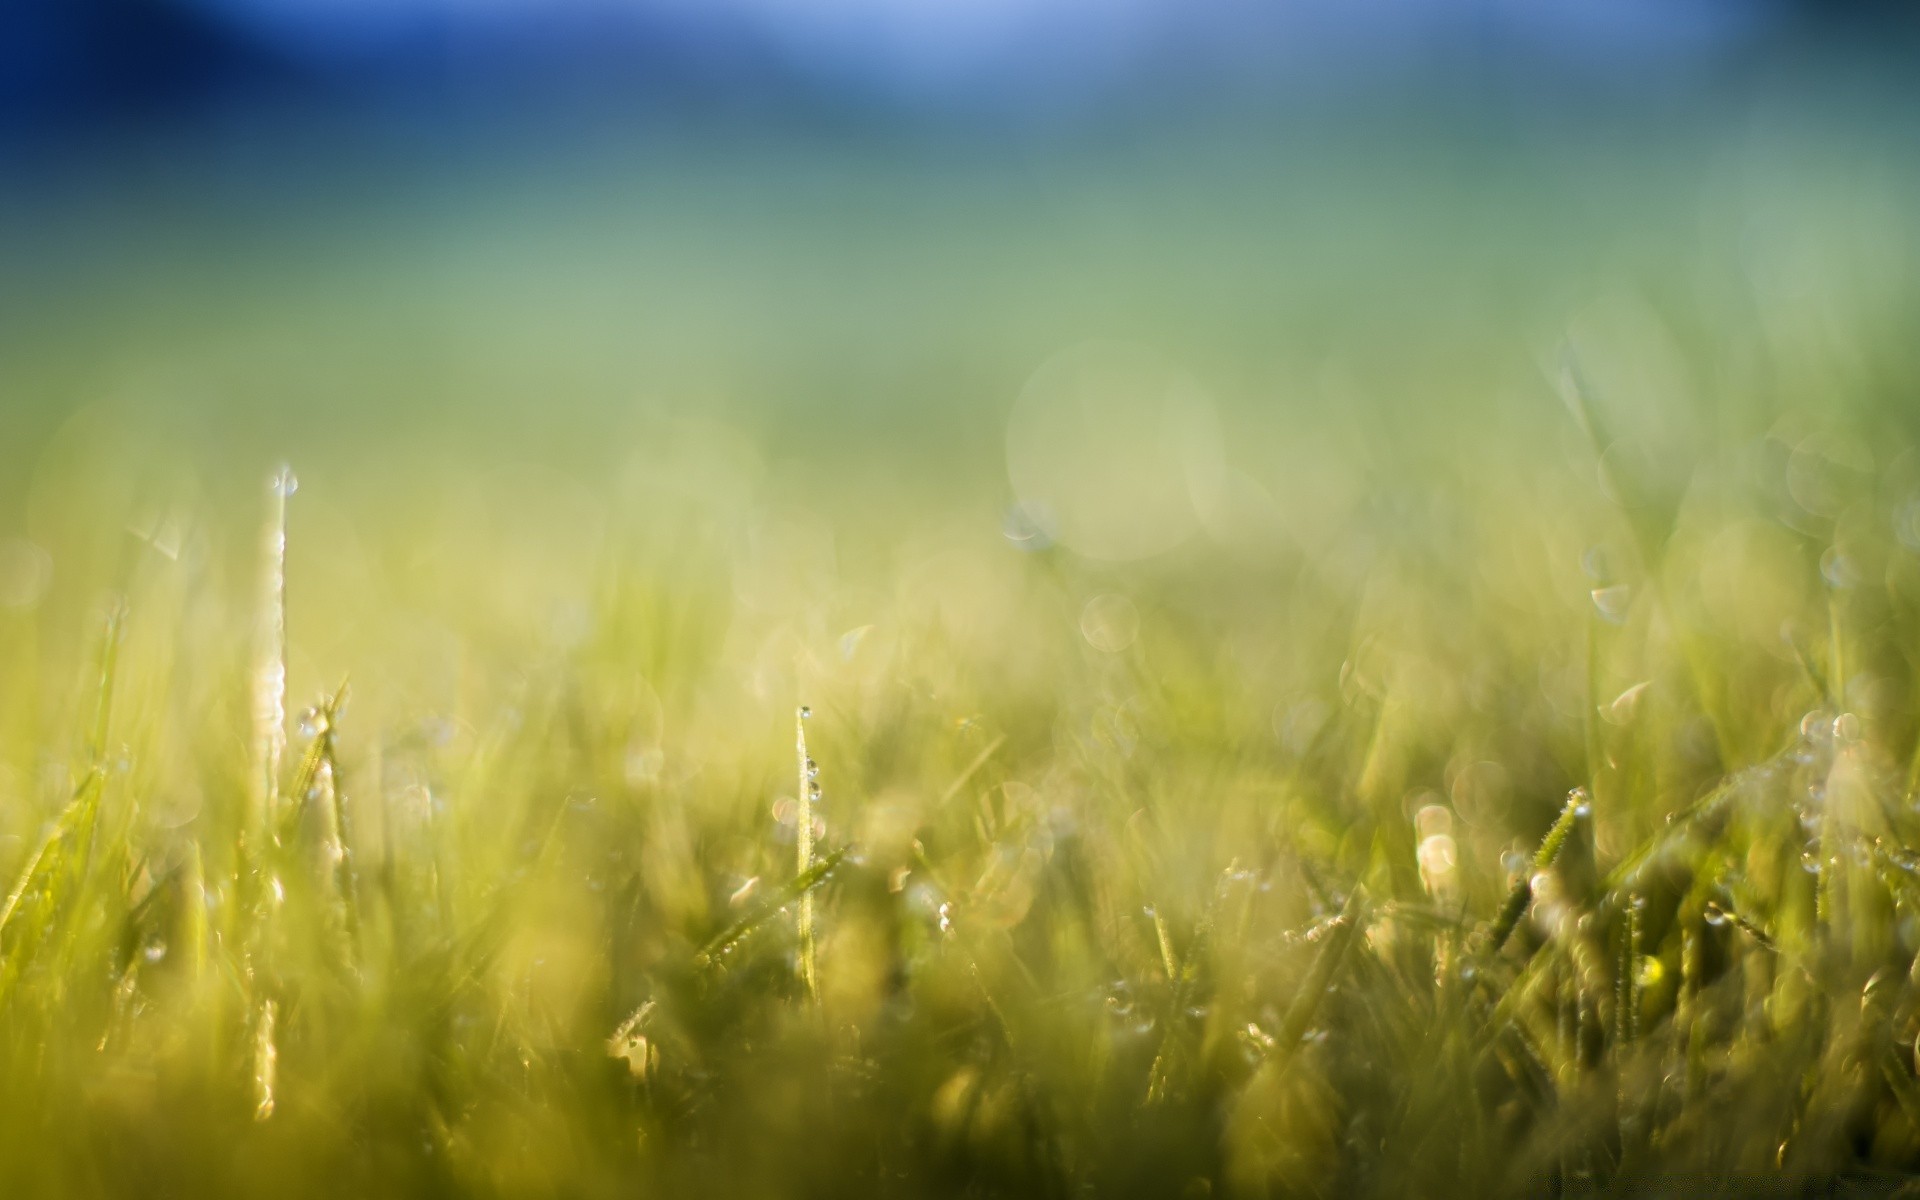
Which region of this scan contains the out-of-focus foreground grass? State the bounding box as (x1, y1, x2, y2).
(7, 124, 1920, 1196)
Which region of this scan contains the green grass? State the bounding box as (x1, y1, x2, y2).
(7, 128, 1920, 1197)
(8, 378, 1920, 1198)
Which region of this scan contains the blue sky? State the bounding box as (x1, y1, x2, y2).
(195, 0, 1773, 78)
(2, 0, 1789, 121)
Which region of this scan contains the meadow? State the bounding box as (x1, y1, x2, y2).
(5, 115, 1920, 1196)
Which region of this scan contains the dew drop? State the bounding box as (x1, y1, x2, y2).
(1590, 584, 1631, 624)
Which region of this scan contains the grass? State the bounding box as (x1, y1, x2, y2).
(6, 126, 1920, 1197)
(6, 382, 1920, 1199)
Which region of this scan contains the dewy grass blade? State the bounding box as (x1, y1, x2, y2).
(1482, 789, 1590, 955)
(795, 704, 819, 1001)
(255, 466, 296, 846)
(0, 766, 107, 1000)
(244, 465, 297, 1120)
(699, 846, 848, 967)
(1274, 885, 1365, 1053)
(252, 997, 279, 1121)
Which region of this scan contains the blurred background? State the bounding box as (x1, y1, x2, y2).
(5, 0, 1917, 461)
(4, 0, 1920, 725)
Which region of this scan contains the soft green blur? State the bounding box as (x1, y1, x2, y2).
(5, 115, 1920, 1195)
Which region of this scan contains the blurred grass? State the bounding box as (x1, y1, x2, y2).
(6, 120, 1920, 1195)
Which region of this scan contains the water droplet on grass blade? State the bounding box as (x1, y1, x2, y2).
(293, 702, 328, 741)
(1590, 584, 1631, 624)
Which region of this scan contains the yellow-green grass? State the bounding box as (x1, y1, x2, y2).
(6, 133, 1920, 1196)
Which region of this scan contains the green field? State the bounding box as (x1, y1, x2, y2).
(6, 118, 1920, 1195)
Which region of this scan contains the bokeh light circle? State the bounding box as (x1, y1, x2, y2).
(1006, 341, 1224, 561)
